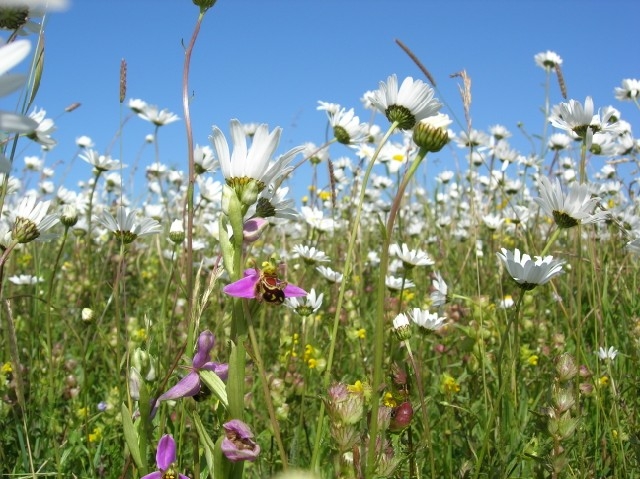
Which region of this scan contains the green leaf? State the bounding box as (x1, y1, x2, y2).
(121, 403, 144, 472)
(193, 412, 216, 474)
(200, 369, 228, 408)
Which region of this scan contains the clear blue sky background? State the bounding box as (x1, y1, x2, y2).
(19, 0, 640, 201)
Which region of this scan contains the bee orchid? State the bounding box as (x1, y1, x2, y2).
(223, 262, 307, 305)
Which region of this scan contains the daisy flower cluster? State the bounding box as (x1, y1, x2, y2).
(2, 7, 639, 477)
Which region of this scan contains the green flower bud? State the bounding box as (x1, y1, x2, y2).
(0, 7, 29, 30)
(413, 113, 451, 152)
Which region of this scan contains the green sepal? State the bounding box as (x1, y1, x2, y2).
(200, 369, 229, 409)
(226, 339, 246, 420)
(219, 214, 235, 279)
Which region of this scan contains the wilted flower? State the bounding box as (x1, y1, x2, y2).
(221, 420, 261, 462)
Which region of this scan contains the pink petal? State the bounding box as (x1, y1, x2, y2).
(284, 283, 307, 297)
(156, 434, 176, 470)
(223, 274, 258, 298)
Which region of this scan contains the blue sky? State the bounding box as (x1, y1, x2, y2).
(15, 0, 640, 201)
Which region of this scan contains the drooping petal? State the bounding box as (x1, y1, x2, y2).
(157, 372, 201, 402)
(192, 330, 215, 369)
(156, 434, 177, 470)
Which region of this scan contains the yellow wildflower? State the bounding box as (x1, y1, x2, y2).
(88, 427, 102, 443)
(356, 328, 366, 339)
(76, 407, 89, 419)
(383, 392, 397, 408)
(440, 373, 460, 395)
(319, 190, 332, 201)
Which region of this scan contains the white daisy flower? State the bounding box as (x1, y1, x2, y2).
(370, 74, 442, 130)
(534, 176, 608, 228)
(408, 308, 446, 332)
(496, 248, 564, 290)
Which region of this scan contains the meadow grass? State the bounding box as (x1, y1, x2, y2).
(1, 3, 640, 479)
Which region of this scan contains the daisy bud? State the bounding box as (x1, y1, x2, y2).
(169, 219, 185, 244)
(392, 313, 412, 341)
(60, 205, 79, 227)
(12, 217, 41, 243)
(413, 113, 451, 152)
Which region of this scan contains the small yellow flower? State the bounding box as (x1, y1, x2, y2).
(598, 375, 609, 387)
(347, 380, 364, 394)
(440, 373, 460, 395)
(383, 392, 397, 408)
(304, 344, 315, 361)
(132, 328, 147, 342)
(356, 328, 366, 339)
(1, 362, 12, 374)
(319, 191, 332, 201)
(401, 290, 415, 302)
(88, 426, 102, 443)
(307, 358, 317, 369)
(308, 185, 316, 192)
(612, 429, 618, 439)
(527, 355, 539, 366)
(76, 407, 89, 419)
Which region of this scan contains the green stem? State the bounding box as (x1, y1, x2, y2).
(366, 145, 428, 478)
(310, 121, 399, 472)
(244, 301, 288, 470)
(182, 10, 206, 357)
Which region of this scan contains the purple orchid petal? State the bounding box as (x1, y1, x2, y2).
(192, 330, 215, 368)
(283, 283, 307, 297)
(223, 274, 258, 298)
(221, 419, 261, 462)
(202, 361, 229, 381)
(157, 372, 201, 402)
(156, 434, 177, 470)
(140, 472, 162, 479)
